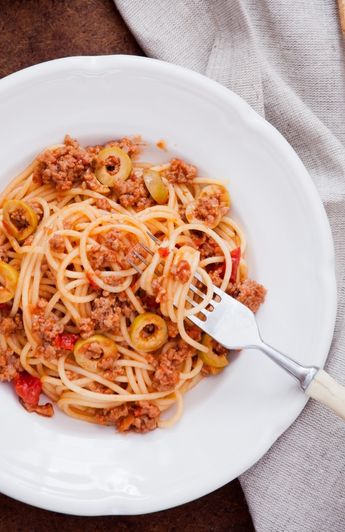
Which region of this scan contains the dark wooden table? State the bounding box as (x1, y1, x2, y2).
(0, 1, 254, 530)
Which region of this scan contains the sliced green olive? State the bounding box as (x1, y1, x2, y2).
(3, 199, 38, 242)
(199, 184, 231, 208)
(198, 334, 228, 369)
(95, 146, 132, 186)
(143, 169, 169, 204)
(74, 334, 118, 372)
(0, 261, 19, 303)
(129, 312, 168, 352)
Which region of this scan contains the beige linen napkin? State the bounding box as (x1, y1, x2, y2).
(115, 1, 345, 530)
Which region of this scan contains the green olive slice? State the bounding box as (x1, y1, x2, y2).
(74, 334, 118, 372)
(143, 169, 169, 204)
(129, 312, 168, 352)
(0, 261, 19, 303)
(95, 146, 132, 186)
(3, 199, 38, 242)
(199, 184, 231, 208)
(198, 334, 228, 368)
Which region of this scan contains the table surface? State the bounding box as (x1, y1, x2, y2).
(0, 1, 254, 530)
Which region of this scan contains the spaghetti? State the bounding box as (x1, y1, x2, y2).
(0, 135, 266, 433)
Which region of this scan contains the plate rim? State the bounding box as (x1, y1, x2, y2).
(0, 54, 337, 515)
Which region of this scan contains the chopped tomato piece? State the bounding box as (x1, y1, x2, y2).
(158, 247, 169, 258)
(230, 247, 241, 283)
(54, 333, 79, 351)
(14, 372, 42, 406)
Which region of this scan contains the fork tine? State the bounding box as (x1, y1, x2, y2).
(185, 295, 199, 307)
(146, 230, 160, 243)
(189, 283, 205, 299)
(127, 257, 143, 274)
(139, 242, 154, 255)
(132, 250, 149, 265)
(187, 313, 208, 328)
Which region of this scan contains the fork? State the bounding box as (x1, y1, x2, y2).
(128, 237, 345, 421)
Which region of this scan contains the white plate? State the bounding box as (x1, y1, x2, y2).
(0, 56, 336, 515)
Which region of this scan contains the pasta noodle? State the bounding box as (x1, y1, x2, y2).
(0, 135, 266, 433)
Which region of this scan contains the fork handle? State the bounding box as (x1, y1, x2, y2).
(305, 369, 345, 421)
(257, 341, 345, 421)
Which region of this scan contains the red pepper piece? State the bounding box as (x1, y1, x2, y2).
(54, 333, 79, 351)
(14, 372, 42, 406)
(158, 247, 169, 258)
(230, 247, 241, 283)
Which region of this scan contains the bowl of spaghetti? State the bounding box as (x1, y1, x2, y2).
(0, 56, 336, 515)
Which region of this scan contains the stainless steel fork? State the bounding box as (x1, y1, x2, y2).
(128, 238, 345, 421)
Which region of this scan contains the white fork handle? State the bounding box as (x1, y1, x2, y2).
(305, 369, 345, 421)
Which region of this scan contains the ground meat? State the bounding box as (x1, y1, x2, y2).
(49, 234, 65, 253)
(227, 279, 266, 313)
(90, 296, 122, 333)
(102, 366, 125, 382)
(95, 198, 112, 211)
(0, 349, 21, 381)
(236, 279, 266, 313)
(0, 245, 10, 263)
(212, 340, 228, 355)
(31, 298, 64, 342)
(99, 229, 138, 269)
(165, 158, 197, 184)
(88, 244, 117, 270)
(79, 317, 95, 339)
(0, 317, 17, 336)
(113, 174, 154, 211)
(35, 344, 62, 362)
(191, 232, 222, 260)
(208, 265, 224, 287)
(129, 401, 160, 433)
(88, 230, 137, 271)
(171, 259, 191, 283)
(153, 340, 194, 391)
(81, 293, 134, 336)
(178, 203, 187, 221)
(84, 341, 104, 359)
(114, 137, 141, 158)
(166, 320, 179, 338)
(19, 398, 54, 417)
(96, 404, 130, 425)
(185, 323, 203, 342)
(97, 355, 119, 371)
(0, 312, 23, 336)
(65, 369, 81, 380)
(33, 135, 92, 191)
(193, 191, 227, 227)
(95, 400, 160, 433)
(151, 276, 167, 303)
(87, 136, 141, 158)
(83, 169, 110, 194)
(9, 207, 29, 231)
